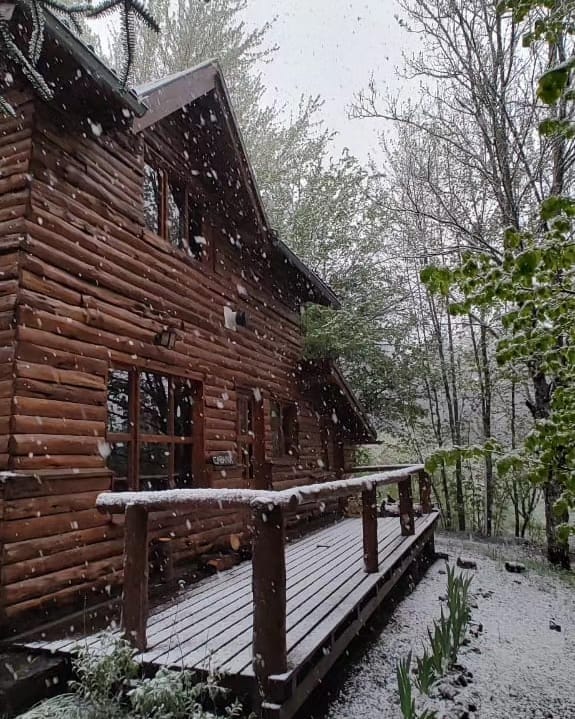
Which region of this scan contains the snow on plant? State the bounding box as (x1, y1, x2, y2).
(397, 565, 473, 716)
(17, 635, 248, 719)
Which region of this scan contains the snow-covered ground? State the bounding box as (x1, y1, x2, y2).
(318, 535, 575, 719)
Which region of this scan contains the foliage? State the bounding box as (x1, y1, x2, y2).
(415, 0, 575, 562)
(396, 654, 417, 719)
(422, 198, 575, 544)
(445, 564, 473, 658)
(0, 0, 159, 116)
(397, 567, 472, 717)
(414, 651, 436, 696)
(18, 635, 247, 719)
(397, 654, 437, 719)
(71, 634, 139, 704)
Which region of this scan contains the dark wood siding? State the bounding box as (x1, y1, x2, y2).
(0, 94, 356, 625)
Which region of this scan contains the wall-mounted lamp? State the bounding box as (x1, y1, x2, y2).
(154, 327, 177, 350)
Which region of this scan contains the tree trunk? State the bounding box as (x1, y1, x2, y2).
(528, 371, 570, 568)
(544, 478, 569, 568)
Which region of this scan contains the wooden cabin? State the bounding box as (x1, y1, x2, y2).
(0, 11, 375, 631)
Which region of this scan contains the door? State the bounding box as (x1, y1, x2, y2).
(237, 391, 265, 488)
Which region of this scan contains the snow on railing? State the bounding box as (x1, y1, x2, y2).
(95, 464, 425, 513)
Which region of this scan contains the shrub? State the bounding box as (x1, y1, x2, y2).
(17, 636, 247, 719)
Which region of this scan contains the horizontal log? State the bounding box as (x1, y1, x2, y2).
(12, 454, 106, 470)
(14, 377, 105, 405)
(12, 396, 106, 421)
(2, 536, 125, 585)
(4, 490, 102, 520)
(3, 521, 122, 564)
(4, 572, 124, 618)
(10, 434, 101, 456)
(16, 341, 108, 377)
(12, 414, 104, 437)
(3, 554, 124, 607)
(15, 360, 106, 390)
(1, 508, 108, 543)
(96, 466, 424, 514)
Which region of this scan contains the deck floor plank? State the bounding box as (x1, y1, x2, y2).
(145, 519, 367, 657)
(214, 519, 406, 674)
(158, 519, 401, 670)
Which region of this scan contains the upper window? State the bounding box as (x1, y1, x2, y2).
(107, 368, 199, 491)
(271, 401, 299, 458)
(143, 160, 208, 262)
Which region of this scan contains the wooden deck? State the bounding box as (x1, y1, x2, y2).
(15, 512, 438, 718)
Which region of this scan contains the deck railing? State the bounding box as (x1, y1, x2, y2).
(96, 464, 432, 695)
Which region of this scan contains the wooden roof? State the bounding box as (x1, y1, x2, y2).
(300, 359, 377, 443)
(132, 62, 340, 309)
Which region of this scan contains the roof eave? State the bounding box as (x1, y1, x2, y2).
(44, 11, 147, 118)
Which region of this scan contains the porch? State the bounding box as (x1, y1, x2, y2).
(13, 467, 440, 719)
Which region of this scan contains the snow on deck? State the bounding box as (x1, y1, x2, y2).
(18, 514, 438, 703)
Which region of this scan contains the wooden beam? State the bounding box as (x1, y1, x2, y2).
(361, 486, 378, 573)
(398, 477, 415, 537)
(122, 505, 149, 650)
(418, 470, 432, 514)
(96, 465, 426, 514)
(251, 504, 287, 700)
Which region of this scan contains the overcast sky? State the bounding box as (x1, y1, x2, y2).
(95, 0, 420, 162)
(239, 0, 420, 162)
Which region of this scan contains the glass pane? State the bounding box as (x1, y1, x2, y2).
(108, 441, 129, 479)
(271, 402, 281, 457)
(174, 378, 193, 437)
(283, 405, 298, 456)
(139, 442, 170, 491)
(167, 183, 185, 249)
(139, 372, 169, 435)
(240, 442, 254, 480)
(107, 369, 130, 433)
(238, 395, 253, 436)
(189, 205, 206, 260)
(143, 164, 161, 235)
(174, 443, 193, 488)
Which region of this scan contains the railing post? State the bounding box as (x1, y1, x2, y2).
(122, 505, 149, 651)
(362, 486, 378, 573)
(418, 469, 433, 514)
(398, 477, 415, 537)
(252, 504, 287, 700)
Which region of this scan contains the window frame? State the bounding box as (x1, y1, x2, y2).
(142, 151, 211, 264)
(106, 365, 204, 491)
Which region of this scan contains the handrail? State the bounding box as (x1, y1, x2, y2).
(98, 463, 432, 704)
(95, 464, 425, 514)
(349, 463, 421, 474)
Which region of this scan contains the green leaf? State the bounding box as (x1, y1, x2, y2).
(538, 63, 573, 105)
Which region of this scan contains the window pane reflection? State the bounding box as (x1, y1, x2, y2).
(143, 164, 161, 235)
(174, 443, 193, 488)
(108, 441, 128, 479)
(175, 377, 193, 436)
(140, 372, 169, 434)
(107, 370, 130, 433)
(140, 442, 170, 491)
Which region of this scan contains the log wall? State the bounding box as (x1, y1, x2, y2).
(0, 93, 357, 627)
